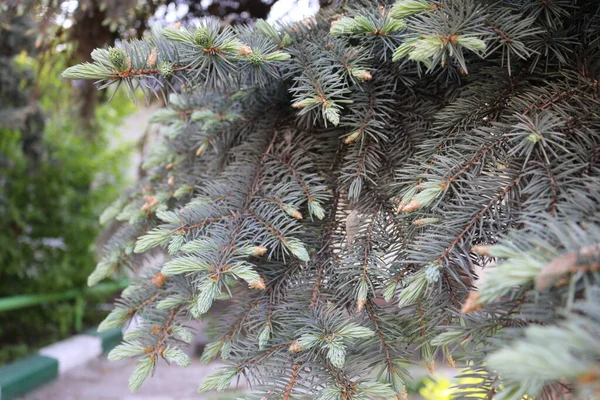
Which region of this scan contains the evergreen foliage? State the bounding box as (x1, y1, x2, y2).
(65, 1, 600, 398)
(0, 4, 131, 364)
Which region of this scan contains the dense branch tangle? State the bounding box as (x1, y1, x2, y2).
(66, 1, 600, 399)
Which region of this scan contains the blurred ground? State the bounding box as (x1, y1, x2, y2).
(22, 357, 246, 400)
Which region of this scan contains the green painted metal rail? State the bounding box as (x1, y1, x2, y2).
(0, 279, 129, 312)
(0, 279, 129, 331)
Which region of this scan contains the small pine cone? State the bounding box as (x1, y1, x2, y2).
(158, 61, 174, 78)
(108, 47, 128, 71)
(167, 176, 175, 186)
(151, 324, 161, 335)
(194, 28, 211, 47)
(248, 52, 264, 65)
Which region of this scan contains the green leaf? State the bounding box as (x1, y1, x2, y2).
(162, 27, 196, 45)
(172, 325, 194, 344)
(392, 41, 416, 62)
(108, 341, 145, 361)
(134, 227, 174, 253)
(129, 356, 155, 392)
(396, 271, 428, 308)
(326, 340, 346, 368)
(390, 0, 432, 19)
(156, 295, 186, 310)
(357, 381, 396, 398)
(180, 238, 218, 253)
(254, 19, 281, 41)
(156, 210, 181, 225)
(191, 279, 219, 317)
(258, 323, 271, 350)
(227, 262, 260, 284)
(200, 340, 223, 363)
(355, 279, 369, 307)
(99, 199, 125, 225)
(87, 260, 115, 286)
(431, 329, 467, 346)
(173, 185, 193, 198)
(284, 238, 310, 262)
(198, 367, 237, 392)
(408, 36, 442, 62)
(309, 200, 326, 220)
(220, 339, 232, 360)
(383, 281, 398, 302)
(62, 63, 114, 80)
(457, 35, 487, 52)
(264, 51, 291, 62)
(98, 307, 129, 332)
(478, 254, 545, 304)
(324, 106, 341, 126)
(338, 323, 374, 340)
(161, 255, 211, 276)
(162, 346, 191, 367)
(296, 333, 321, 350)
(168, 234, 185, 255)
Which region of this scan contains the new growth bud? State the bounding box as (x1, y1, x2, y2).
(292, 98, 317, 108)
(390, 0, 432, 19)
(412, 217, 440, 226)
(237, 45, 253, 56)
(196, 141, 208, 156)
(248, 277, 266, 290)
(399, 199, 421, 213)
(344, 130, 362, 144)
(252, 246, 268, 256)
(461, 291, 483, 314)
(147, 48, 158, 67)
(151, 272, 167, 287)
(472, 245, 491, 256)
(289, 340, 303, 353)
(351, 68, 373, 81)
